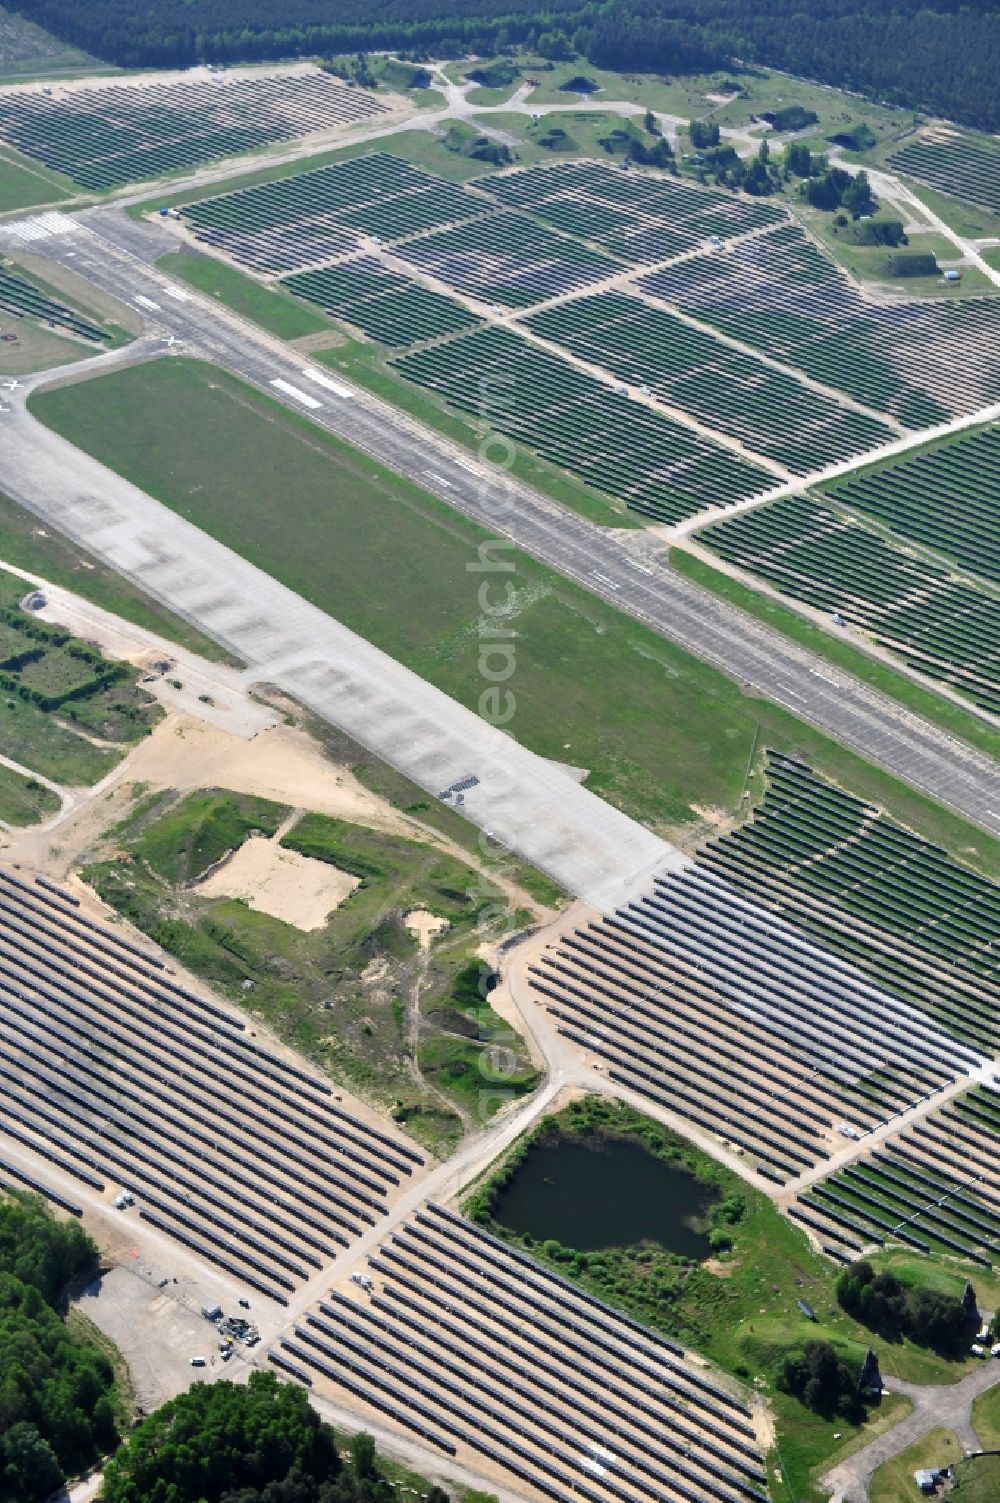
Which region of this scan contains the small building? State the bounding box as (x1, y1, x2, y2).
(797, 1299, 817, 1321)
(858, 1347, 883, 1395)
(943, 269, 961, 282)
(913, 1470, 936, 1494)
(201, 1302, 223, 1321)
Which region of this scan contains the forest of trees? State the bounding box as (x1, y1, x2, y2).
(10, 0, 1000, 129)
(0, 1192, 119, 1501)
(99, 1373, 452, 1503)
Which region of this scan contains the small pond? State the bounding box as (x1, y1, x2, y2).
(491, 1133, 719, 1259)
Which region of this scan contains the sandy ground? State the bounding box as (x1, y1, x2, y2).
(197, 831, 359, 929)
(404, 908, 449, 948)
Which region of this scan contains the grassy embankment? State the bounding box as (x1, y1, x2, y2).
(29, 355, 1000, 879)
(84, 787, 540, 1155)
(464, 1096, 992, 1503)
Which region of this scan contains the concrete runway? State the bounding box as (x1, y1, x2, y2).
(4, 206, 1000, 841)
(0, 388, 675, 911)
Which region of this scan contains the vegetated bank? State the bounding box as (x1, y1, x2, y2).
(463, 1095, 996, 1500)
(82, 784, 540, 1154)
(28, 355, 1000, 878)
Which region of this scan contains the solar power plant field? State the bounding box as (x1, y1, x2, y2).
(889, 132, 1000, 215)
(0, 70, 386, 191)
(391, 326, 773, 522)
(481, 160, 787, 262)
(283, 257, 482, 346)
(178, 153, 1000, 525)
(393, 210, 616, 307)
(274, 1202, 770, 1503)
(791, 1088, 1000, 1265)
(527, 754, 994, 1184)
(0, 263, 107, 341)
(525, 292, 896, 474)
(0, 868, 423, 1303)
(183, 153, 489, 273)
(698, 495, 1000, 712)
(642, 223, 1000, 427)
(698, 756, 1000, 1053)
(820, 424, 1000, 584)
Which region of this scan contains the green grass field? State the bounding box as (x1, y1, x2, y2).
(29, 356, 1000, 876)
(972, 1384, 1000, 1449)
(0, 145, 75, 213)
(870, 1429, 962, 1503)
(0, 761, 60, 824)
(86, 790, 538, 1154)
(156, 250, 332, 340)
(953, 1455, 1000, 1503)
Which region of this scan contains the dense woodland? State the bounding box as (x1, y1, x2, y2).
(99, 1374, 452, 1503)
(0, 1192, 119, 1501)
(11, 0, 1000, 129)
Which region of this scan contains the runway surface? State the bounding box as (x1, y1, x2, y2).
(4, 206, 999, 842)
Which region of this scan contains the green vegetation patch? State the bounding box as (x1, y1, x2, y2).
(0, 566, 161, 789)
(0, 760, 59, 824)
(134, 787, 288, 883)
(29, 355, 1000, 874)
(870, 1429, 962, 1503)
(157, 250, 331, 339)
(86, 793, 537, 1154)
(100, 1368, 455, 1503)
(0, 1190, 120, 1501)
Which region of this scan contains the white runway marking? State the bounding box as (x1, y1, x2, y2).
(270, 378, 322, 410)
(163, 285, 191, 301)
(301, 369, 353, 398)
(0, 211, 76, 243)
(134, 294, 162, 312)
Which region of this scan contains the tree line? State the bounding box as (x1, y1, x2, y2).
(0, 1191, 119, 1501)
(10, 0, 1000, 129)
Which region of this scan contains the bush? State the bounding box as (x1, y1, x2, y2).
(778, 1340, 863, 1421)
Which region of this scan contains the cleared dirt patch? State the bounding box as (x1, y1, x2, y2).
(405, 908, 449, 948)
(197, 831, 359, 929)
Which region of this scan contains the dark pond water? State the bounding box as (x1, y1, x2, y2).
(492, 1134, 719, 1258)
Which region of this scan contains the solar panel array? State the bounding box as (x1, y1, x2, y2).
(699, 493, 1000, 712)
(642, 224, 1000, 428)
(0, 868, 423, 1302)
(526, 292, 895, 474)
(820, 422, 1000, 586)
(0, 71, 386, 191)
(698, 754, 1000, 1053)
(526, 760, 990, 1183)
(792, 1087, 1000, 1266)
(184, 153, 489, 274)
(481, 161, 786, 263)
(0, 264, 107, 341)
(274, 1202, 770, 1503)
